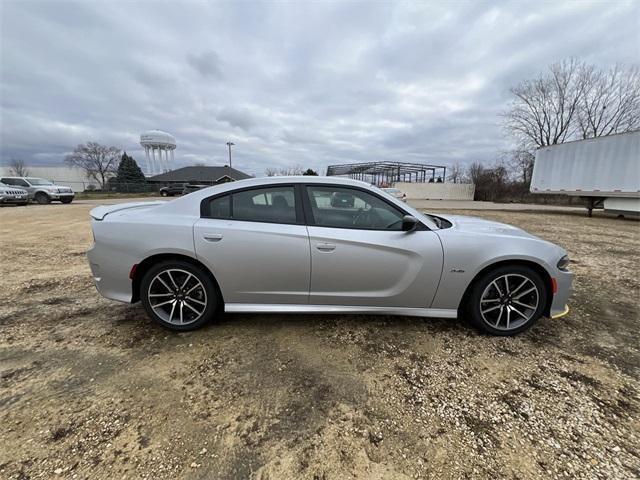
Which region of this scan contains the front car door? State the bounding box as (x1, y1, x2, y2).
(193, 184, 311, 305)
(304, 185, 443, 308)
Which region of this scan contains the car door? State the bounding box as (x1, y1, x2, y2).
(193, 185, 311, 305)
(304, 185, 443, 308)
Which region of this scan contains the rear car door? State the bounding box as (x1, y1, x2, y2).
(193, 185, 311, 305)
(304, 185, 443, 308)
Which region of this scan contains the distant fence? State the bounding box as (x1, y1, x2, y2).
(39, 180, 163, 193)
(394, 182, 475, 200)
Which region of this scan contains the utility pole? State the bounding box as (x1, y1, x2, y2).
(226, 142, 235, 168)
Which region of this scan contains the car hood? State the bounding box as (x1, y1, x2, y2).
(436, 214, 542, 240)
(36, 184, 71, 190)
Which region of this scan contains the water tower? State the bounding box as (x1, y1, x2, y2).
(140, 130, 177, 175)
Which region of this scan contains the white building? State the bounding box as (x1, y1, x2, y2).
(140, 130, 176, 176)
(0, 165, 96, 191)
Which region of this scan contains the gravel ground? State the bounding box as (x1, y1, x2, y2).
(0, 204, 639, 479)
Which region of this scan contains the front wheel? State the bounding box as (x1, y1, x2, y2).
(465, 265, 547, 336)
(140, 260, 219, 331)
(60, 197, 73, 204)
(35, 192, 50, 204)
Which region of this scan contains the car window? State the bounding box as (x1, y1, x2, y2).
(1, 178, 29, 187)
(207, 195, 231, 218)
(26, 178, 52, 185)
(232, 186, 296, 224)
(306, 186, 405, 230)
(203, 186, 297, 224)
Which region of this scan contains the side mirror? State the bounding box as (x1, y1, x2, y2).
(401, 215, 419, 232)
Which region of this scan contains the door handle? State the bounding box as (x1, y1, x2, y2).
(316, 242, 336, 252)
(203, 234, 223, 242)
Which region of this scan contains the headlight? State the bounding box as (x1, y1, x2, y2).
(557, 255, 570, 271)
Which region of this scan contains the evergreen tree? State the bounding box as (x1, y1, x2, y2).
(115, 152, 146, 192)
(303, 168, 318, 176)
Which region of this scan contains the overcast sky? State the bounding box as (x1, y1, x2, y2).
(1, 1, 638, 176)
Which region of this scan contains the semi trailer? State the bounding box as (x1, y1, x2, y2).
(531, 130, 640, 217)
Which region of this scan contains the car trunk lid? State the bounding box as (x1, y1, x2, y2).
(90, 201, 166, 221)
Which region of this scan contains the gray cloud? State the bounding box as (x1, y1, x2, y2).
(216, 107, 256, 131)
(187, 50, 223, 78)
(1, 1, 638, 176)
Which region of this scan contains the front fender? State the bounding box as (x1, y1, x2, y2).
(430, 229, 563, 310)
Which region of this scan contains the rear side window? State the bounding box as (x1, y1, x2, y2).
(208, 195, 231, 219)
(1, 178, 29, 187)
(203, 186, 297, 224)
(232, 187, 296, 223)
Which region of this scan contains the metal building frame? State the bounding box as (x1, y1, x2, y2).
(326, 161, 447, 185)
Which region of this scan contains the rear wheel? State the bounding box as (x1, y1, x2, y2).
(465, 265, 546, 336)
(35, 192, 50, 204)
(140, 260, 219, 331)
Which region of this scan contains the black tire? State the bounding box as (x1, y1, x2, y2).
(35, 192, 51, 205)
(18, 202, 28, 206)
(60, 198, 73, 204)
(464, 265, 547, 336)
(160, 190, 168, 197)
(140, 260, 219, 331)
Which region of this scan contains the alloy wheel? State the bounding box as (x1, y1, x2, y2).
(479, 274, 539, 331)
(147, 268, 208, 325)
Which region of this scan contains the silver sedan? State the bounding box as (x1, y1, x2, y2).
(87, 177, 572, 336)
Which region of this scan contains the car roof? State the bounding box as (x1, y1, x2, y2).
(161, 176, 371, 209)
(228, 176, 372, 188)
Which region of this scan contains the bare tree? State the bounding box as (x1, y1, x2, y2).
(447, 162, 464, 183)
(264, 167, 278, 177)
(279, 164, 304, 176)
(9, 158, 29, 177)
(577, 64, 640, 139)
(503, 59, 640, 148)
(64, 142, 121, 189)
(503, 59, 589, 148)
(500, 148, 535, 184)
(466, 162, 485, 185)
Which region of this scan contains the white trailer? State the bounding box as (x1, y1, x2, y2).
(530, 131, 640, 217)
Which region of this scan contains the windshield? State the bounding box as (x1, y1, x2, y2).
(26, 178, 53, 185)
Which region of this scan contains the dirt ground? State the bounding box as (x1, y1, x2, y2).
(1, 203, 639, 480)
